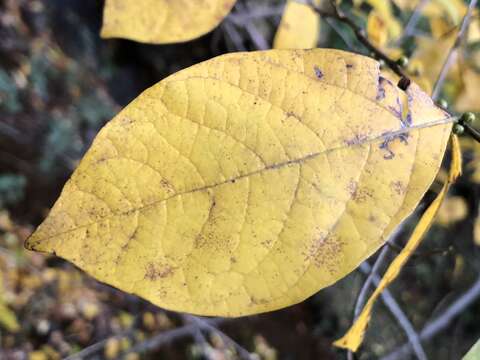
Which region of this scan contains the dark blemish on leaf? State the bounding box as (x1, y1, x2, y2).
(380, 139, 395, 159)
(250, 297, 269, 305)
(405, 112, 412, 126)
(231, 179, 236, 184)
(376, 86, 386, 101)
(314, 65, 323, 79)
(376, 76, 387, 101)
(379, 132, 409, 159)
(302, 235, 343, 275)
(346, 63, 354, 69)
(286, 111, 302, 122)
(347, 179, 358, 198)
(348, 180, 372, 203)
(145, 263, 174, 281)
(344, 133, 368, 146)
(160, 179, 174, 193)
(261, 239, 273, 248)
(391, 180, 406, 195)
(388, 105, 402, 120)
(404, 93, 413, 126)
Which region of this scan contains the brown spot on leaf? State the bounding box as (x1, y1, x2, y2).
(344, 133, 368, 146)
(120, 117, 134, 126)
(302, 234, 343, 275)
(347, 179, 358, 197)
(160, 179, 175, 194)
(145, 262, 174, 281)
(376, 76, 386, 101)
(313, 65, 323, 79)
(347, 180, 372, 202)
(391, 180, 406, 195)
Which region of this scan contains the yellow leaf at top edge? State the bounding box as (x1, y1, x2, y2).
(101, 0, 237, 44)
(273, 1, 320, 49)
(25, 49, 453, 317)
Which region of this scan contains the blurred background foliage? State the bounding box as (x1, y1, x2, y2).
(0, 0, 480, 359)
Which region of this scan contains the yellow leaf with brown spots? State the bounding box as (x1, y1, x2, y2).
(273, 0, 320, 49)
(101, 0, 236, 44)
(26, 49, 453, 317)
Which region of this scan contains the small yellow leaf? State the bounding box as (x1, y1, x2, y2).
(334, 134, 462, 351)
(362, 0, 402, 40)
(26, 49, 453, 317)
(0, 276, 19, 332)
(273, 1, 320, 49)
(0, 302, 19, 333)
(101, 0, 237, 44)
(367, 11, 388, 47)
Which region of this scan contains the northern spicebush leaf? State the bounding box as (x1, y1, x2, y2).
(101, 0, 237, 44)
(26, 49, 453, 317)
(273, 1, 320, 49)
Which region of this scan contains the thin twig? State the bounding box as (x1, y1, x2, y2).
(307, 0, 411, 89)
(182, 315, 213, 360)
(324, 17, 359, 51)
(353, 246, 391, 319)
(228, 5, 285, 25)
(235, 2, 270, 50)
(397, 0, 430, 43)
(381, 274, 480, 360)
(359, 262, 428, 360)
(191, 316, 254, 360)
(123, 318, 225, 358)
(222, 22, 247, 52)
(431, 0, 478, 100)
(64, 328, 135, 360)
(347, 244, 391, 360)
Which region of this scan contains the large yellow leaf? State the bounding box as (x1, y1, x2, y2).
(101, 0, 237, 44)
(273, 1, 320, 49)
(26, 49, 453, 317)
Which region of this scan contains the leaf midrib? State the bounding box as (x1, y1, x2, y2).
(30, 117, 452, 244)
